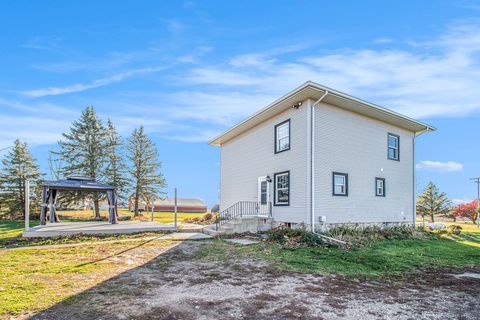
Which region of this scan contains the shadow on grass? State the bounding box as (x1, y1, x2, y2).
(22, 235, 480, 320)
(27, 240, 195, 320)
(454, 232, 480, 243)
(74, 237, 160, 268)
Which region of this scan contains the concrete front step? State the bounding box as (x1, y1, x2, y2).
(202, 216, 273, 236)
(202, 225, 222, 236)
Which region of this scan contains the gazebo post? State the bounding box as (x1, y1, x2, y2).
(49, 189, 55, 223)
(106, 190, 118, 224)
(40, 187, 48, 225)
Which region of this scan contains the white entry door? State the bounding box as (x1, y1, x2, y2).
(257, 176, 270, 215)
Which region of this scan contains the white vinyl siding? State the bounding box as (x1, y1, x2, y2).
(220, 102, 309, 223)
(314, 101, 414, 224)
(219, 97, 414, 227)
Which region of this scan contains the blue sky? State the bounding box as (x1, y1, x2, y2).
(0, 0, 479, 206)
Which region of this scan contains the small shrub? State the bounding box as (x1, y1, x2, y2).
(184, 212, 217, 225)
(449, 225, 462, 235)
(324, 225, 434, 247)
(434, 228, 449, 235)
(267, 227, 325, 248)
(268, 229, 288, 244)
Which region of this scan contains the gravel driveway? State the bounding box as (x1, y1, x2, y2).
(29, 240, 480, 320)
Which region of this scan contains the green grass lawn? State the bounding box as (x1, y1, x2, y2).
(0, 239, 177, 318)
(0, 220, 39, 247)
(264, 237, 480, 277)
(1, 219, 479, 317)
(197, 222, 480, 278)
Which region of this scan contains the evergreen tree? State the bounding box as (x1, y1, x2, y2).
(127, 126, 166, 216)
(55, 106, 107, 219)
(0, 140, 43, 219)
(104, 119, 129, 209)
(416, 182, 451, 223)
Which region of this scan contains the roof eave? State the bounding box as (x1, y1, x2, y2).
(209, 81, 435, 146)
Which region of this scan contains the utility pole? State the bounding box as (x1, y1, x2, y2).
(24, 180, 30, 231)
(471, 177, 480, 227)
(174, 188, 178, 229)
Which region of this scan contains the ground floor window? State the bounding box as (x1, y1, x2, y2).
(332, 172, 348, 196)
(274, 171, 290, 206)
(375, 177, 385, 197)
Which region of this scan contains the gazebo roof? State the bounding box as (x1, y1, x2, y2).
(42, 176, 114, 191)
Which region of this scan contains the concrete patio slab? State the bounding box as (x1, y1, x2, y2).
(23, 221, 176, 238)
(224, 238, 260, 245)
(160, 232, 212, 241)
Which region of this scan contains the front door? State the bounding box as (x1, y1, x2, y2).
(257, 176, 270, 215)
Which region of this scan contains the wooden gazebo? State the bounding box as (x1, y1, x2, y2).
(40, 176, 117, 225)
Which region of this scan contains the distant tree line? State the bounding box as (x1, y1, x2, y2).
(416, 181, 479, 226)
(0, 106, 166, 220)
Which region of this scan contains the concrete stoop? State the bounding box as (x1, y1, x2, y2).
(202, 216, 273, 236)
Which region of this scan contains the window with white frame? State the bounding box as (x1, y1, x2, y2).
(388, 133, 400, 160)
(332, 172, 348, 196)
(274, 171, 290, 206)
(275, 120, 290, 153)
(375, 177, 385, 197)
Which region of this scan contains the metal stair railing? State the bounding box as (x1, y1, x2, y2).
(215, 201, 272, 231)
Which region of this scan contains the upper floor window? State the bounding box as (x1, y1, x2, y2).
(274, 171, 290, 206)
(375, 177, 385, 197)
(275, 120, 290, 153)
(332, 172, 348, 196)
(387, 133, 400, 161)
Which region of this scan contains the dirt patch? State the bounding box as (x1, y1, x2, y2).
(27, 240, 480, 320)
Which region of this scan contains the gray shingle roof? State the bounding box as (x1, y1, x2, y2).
(43, 176, 114, 191)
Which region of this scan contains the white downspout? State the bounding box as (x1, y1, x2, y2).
(310, 90, 329, 233)
(307, 90, 353, 246)
(412, 127, 432, 227)
(412, 132, 416, 227)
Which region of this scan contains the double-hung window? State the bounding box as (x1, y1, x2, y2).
(375, 177, 385, 197)
(332, 172, 348, 196)
(275, 120, 290, 153)
(274, 171, 290, 206)
(388, 133, 400, 161)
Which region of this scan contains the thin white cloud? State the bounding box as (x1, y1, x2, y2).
(32, 51, 139, 73)
(0, 115, 70, 149)
(11, 20, 480, 145)
(166, 91, 275, 126)
(162, 129, 222, 143)
(166, 19, 188, 34)
(179, 21, 480, 119)
(452, 197, 473, 205)
(23, 36, 64, 51)
(23, 66, 164, 97)
(372, 37, 394, 44)
(0, 98, 77, 116)
(416, 160, 463, 172)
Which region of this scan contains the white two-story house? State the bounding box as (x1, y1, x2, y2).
(209, 81, 435, 232)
